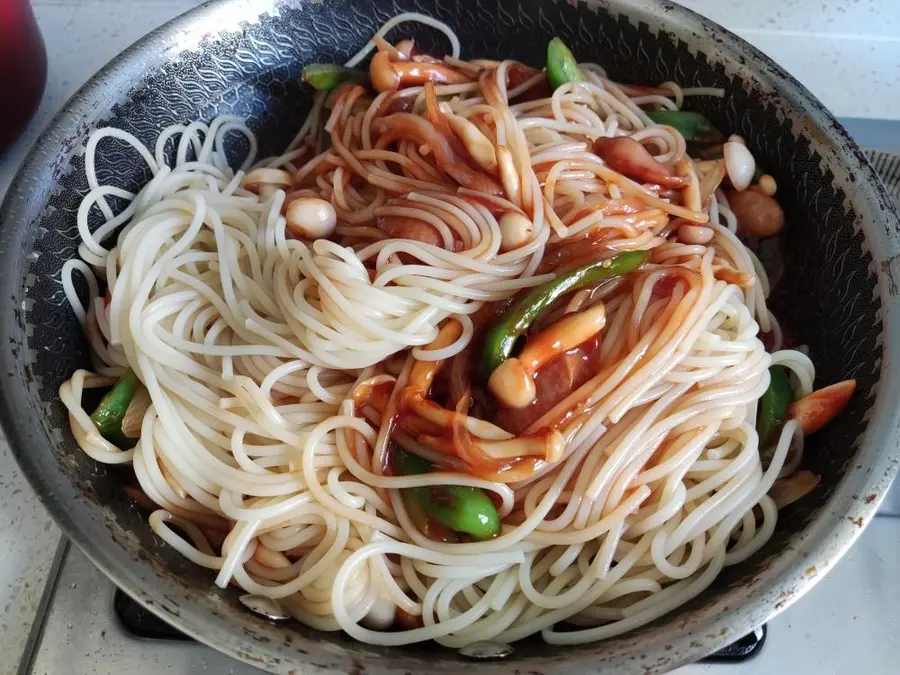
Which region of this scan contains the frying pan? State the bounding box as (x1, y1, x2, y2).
(1, 1, 899, 673)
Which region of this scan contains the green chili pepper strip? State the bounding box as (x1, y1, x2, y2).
(90, 369, 139, 448)
(395, 448, 433, 475)
(546, 38, 582, 90)
(482, 250, 650, 377)
(426, 485, 500, 541)
(301, 64, 366, 91)
(646, 110, 724, 145)
(395, 449, 500, 541)
(757, 366, 794, 447)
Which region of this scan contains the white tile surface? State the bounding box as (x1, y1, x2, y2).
(676, 517, 900, 674)
(675, 0, 900, 118)
(678, 0, 900, 37)
(0, 5, 203, 672)
(0, 430, 59, 675)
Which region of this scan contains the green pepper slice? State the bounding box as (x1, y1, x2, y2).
(395, 448, 432, 475)
(481, 250, 649, 377)
(395, 449, 500, 541)
(757, 366, 794, 446)
(90, 369, 140, 448)
(546, 38, 582, 90)
(646, 110, 724, 145)
(301, 64, 366, 91)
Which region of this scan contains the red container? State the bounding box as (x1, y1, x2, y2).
(0, 0, 47, 154)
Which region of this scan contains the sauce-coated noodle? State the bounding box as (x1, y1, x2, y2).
(60, 14, 817, 647)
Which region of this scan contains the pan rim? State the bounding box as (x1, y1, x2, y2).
(1, 0, 898, 672)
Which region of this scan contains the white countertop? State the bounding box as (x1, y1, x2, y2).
(0, 5, 207, 669)
(0, 1, 898, 673)
(679, 0, 900, 120)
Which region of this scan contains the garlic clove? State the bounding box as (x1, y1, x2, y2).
(360, 596, 396, 630)
(677, 223, 714, 245)
(285, 198, 337, 240)
(724, 141, 756, 192)
(447, 113, 497, 172)
(498, 212, 533, 251)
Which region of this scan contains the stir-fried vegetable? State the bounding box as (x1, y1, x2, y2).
(593, 137, 689, 189)
(646, 110, 724, 145)
(769, 470, 821, 509)
(489, 303, 606, 409)
(727, 189, 785, 238)
(789, 379, 856, 435)
(696, 160, 727, 205)
(395, 449, 500, 540)
(482, 250, 649, 377)
(693, 144, 726, 161)
(757, 366, 793, 446)
(90, 369, 141, 448)
(370, 51, 472, 92)
(395, 447, 433, 475)
(301, 64, 366, 91)
(546, 38, 582, 90)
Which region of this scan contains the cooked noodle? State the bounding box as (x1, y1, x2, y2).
(59, 14, 826, 647)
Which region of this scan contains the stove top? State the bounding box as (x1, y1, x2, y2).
(19, 516, 900, 675)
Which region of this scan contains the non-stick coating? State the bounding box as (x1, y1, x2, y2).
(1, 1, 899, 673)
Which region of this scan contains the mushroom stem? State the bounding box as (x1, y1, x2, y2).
(421, 428, 565, 462)
(369, 50, 472, 92)
(489, 303, 606, 409)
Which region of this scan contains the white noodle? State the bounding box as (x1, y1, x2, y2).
(58, 14, 814, 649)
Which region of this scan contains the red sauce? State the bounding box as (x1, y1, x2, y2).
(650, 273, 681, 299)
(539, 236, 611, 273)
(122, 484, 156, 512)
(419, 509, 459, 543)
(394, 608, 425, 630)
(492, 335, 604, 435)
(505, 61, 551, 102)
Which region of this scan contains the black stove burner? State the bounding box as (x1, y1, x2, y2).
(703, 625, 767, 662)
(113, 590, 766, 662)
(113, 590, 191, 641)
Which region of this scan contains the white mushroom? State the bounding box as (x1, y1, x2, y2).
(473, 430, 565, 462)
(498, 212, 533, 251)
(360, 596, 397, 630)
(285, 198, 337, 240)
(677, 223, 714, 245)
(678, 159, 702, 213)
(447, 114, 497, 172)
(757, 174, 778, 197)
(241, 168, 292, 195)
(487, 357, 535, 409)
(724, 141, 755, 192)
(488, 304, 606, 409)
(496, 145, 520, 205)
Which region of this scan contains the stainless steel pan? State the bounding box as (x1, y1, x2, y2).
(1, 1, 898, 672)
